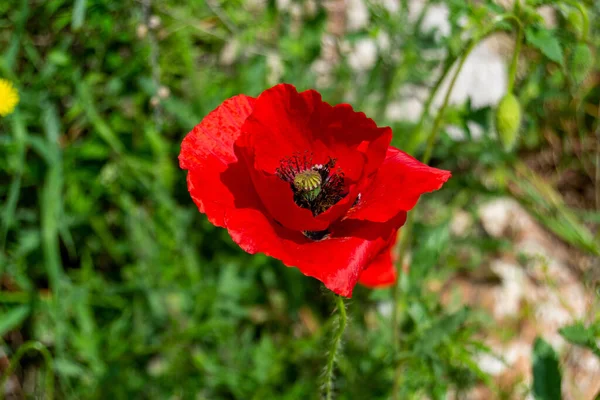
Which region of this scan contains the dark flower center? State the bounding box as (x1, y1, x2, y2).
(276, 152, 347, 240)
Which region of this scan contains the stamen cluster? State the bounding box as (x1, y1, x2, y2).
(276, 152, 346, 217)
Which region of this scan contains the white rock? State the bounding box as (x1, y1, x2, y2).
(450, 210, 473, 237)
(376, 300, 393, 318)
(468, 121, 484, 140)
(376, 31, 391, 52)
(219, 39, 239, 66)
(491, 260, 526, 318)
(375, 0, 400, 14)
(266, 52, 284, 86)
(476, 353, 506, 376)
(311, 59, 331, 75)
(421, 5, 452, 40)
(478, 198, 521, 238)
(385, 98, 424, 122)
(537, 294, 572, 327)
(348, 38, 378, 72)
(504, 341, 531, 366)
(538, 5, 557, 28)
(408, 1, 451, 40)
(444, 122, 485, 142)
(446, 125, 467, 141)
(433, 40, 507, 110)
(346, 0, 369, 32)
(276, 0, 291, 11)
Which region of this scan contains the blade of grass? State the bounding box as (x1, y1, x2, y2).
(1, 111, 27, 252)
(76, 80, 125, 154)
(40, 102, 71, 372)
(71, 0, 87, 31)
(1, 0, 28, 72)
(507, 162, 599, 255)
(0, 305, 30, 336)
(41, 103, 64, 288)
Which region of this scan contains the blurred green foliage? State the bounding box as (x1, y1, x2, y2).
(0, 0, 599, 398)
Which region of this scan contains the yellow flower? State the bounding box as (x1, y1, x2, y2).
(0, 79, 19, 117)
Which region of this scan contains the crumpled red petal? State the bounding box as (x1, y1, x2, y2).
(179, 95, 257, 228)
(358, 230, 399, 288)
(225, 208, 406, 297)
(348, 147, 451, 222)
(239, 83, 392, 232)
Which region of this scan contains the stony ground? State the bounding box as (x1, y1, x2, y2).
(443, 198, 599, 399)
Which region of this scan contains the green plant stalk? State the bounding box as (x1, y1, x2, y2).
(390, 214, 412, 399)
(596, 103, 600, 212)
(323, 295, 347, 400)
(413, 0, 433, 37)
(0, 341, 54, 400)
(392, 44, 475, 400)
(391, 15, 523, 398)
(413, 14, 521, 144)
(564, 0, 590, 42)
(422, 39, 477, 164)
(507, 22, 523, 93)
(391, 215, 412, 350)
(412, 54, 457, 139)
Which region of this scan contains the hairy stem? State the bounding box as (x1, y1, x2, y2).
(323, 295, 347, 400)
(391, 214, 412, 399)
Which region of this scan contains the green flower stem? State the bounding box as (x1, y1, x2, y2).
(507, 21, 523, 93)
(391, 213, 412, 399)
(596, 102, 600, 211)
(422, 14, 524, 163)
(323, 295, 347, 400)
(564, 0, 590, 42)
(413, 13, 522, 140)
(422, 38, 477, 164)
(412, 54, 458, 139)
(0, 341, 54, 400)
(391, 15, 523, 399)
(394, 39, 480, 365)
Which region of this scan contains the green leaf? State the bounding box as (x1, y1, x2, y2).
(415, 307, 470, 352)
(559, 322, 600, 357)
(525, 27, 564, 65)
(0, 305, 31, 335)
(532, 338, 562, 400)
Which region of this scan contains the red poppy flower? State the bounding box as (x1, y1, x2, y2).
(179, 84, 450, 297)
(358, 231, 399, 289)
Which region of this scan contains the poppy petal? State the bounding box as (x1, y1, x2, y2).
(224, 208, 406, 297)
(242, 84, 330, 173)
(348, 147, 451, 222)
(179, 95, 258, 227)
(239, 83, 392, 231)
(358, 231, 399, 288)
(243, 84, 391, 181)
(323, 103, 392, 178)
